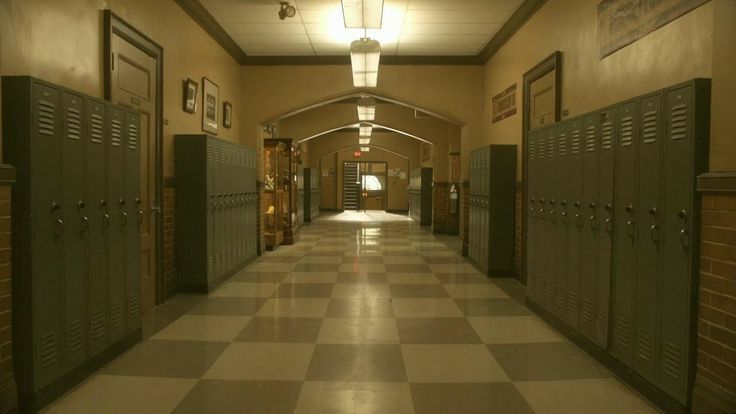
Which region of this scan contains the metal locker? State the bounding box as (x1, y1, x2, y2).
(544, 125, 558, 310)
(579, 113, 600, 341)
(106, 104, 127, 344)
(566, 118, 583, 329)
(658, 80, 709, 403)
(535, 128, 547, 301)
(84, 97, 109, 357)
(124, 110, 141, 333)
(554, 122, 569, 317)
(611, 100, 639, 366)
(207, 141, 215, 279)
(634, 92, 663, 382)
(61, 90, 88, 372)
(526, 131, 538, 301)
(596, 107, 616, 348)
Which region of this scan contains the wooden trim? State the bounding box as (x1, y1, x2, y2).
(479, 0, 547, 63)
(164, 177, 176, 188)
(174, 0, 247, 64)
(104, 10, 166, 306)
(0, 164, 16, 184)
(697, 172, 736, 194)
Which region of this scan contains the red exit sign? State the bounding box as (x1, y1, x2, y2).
(353, 151, 362, 157)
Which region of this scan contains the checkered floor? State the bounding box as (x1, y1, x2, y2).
(45, 213, 658, 413)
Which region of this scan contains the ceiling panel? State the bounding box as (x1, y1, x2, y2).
(199, 0, 523, 56)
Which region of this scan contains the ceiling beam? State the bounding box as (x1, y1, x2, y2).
(174, 0, 248, 64)
(478, 0, 547, 63)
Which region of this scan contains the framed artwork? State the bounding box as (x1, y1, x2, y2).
(492, 83, 517, 123)
(202, 77, 219, 135)
(223, 101, 232, 129)
(183, 78, 198, 113)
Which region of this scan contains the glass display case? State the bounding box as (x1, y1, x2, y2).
(263, 138, 300, 248)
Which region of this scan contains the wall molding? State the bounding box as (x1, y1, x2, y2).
(479, 0, 547, 63)
(697, 172, 736, 193)
(174, 0, 247, 64)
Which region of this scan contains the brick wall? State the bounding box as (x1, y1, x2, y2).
(693, 193, 736, 412)
(0, 183, 16, 412)
(459, 182, 469, 255)
(514, 184, 523, 280)
(431, 182, 459, 235)
(162, 186, 177, 298)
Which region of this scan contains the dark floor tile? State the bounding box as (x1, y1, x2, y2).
(435, 273, 489, 284)
(188, 297, 269, 316)
(293, 263, 341, 272)
(273, 283, 334, 298)
(307, 250, 346, 256)
(103, 340, 227, 378)
(235, 317, 323, 343)
(257, 255, 302, 263)
(422, 256, 469, 264)
(396, 318, 481, 344)
(487, 342, 608, 381)
(454, 299, 531, 317)
(384, 250, 419, 256)
(410, 383, 534, 414)
(141, 294, 205, 339)
(306, 344, 407, 382)
(231, 272, 289, 283)
(325, 298, 394, 317)
(385, 264, 432, 273)
(342, 256, 384, 264)
(173, 380, 302, 414)
(489, 277, 527, 304)
(390, 284, 449, 298)
(336, 272, 389, 283)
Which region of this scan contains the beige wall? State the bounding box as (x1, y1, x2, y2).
(0, 0, 243, 177)
(710, 0, 736, 171)
(481, 0, 715, 177)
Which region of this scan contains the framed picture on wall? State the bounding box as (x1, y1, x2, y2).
(202, 77, 219, 135)
(223, 101, 232, 129)
(183, 78, 198, 113)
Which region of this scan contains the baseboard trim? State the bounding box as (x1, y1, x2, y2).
(177, 254, 257, 293)
(0, 372, 17, 414)
(526, 299, 688, 414)
(692, 377, 736, 414)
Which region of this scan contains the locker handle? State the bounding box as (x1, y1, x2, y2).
(51, 201, 61, 212)
(137, 210, 144, 225)
(680, 229, 689, 252)
(549, 199, 555, 206)
(561, 200, 567, 207)
(648, 207, 657, 217)
(604, 203, 612, 212)
(550, 211, 558, 224)
(626, 220, 636, 239)
(121, 211, 128, 228)
(102, 213, 110, 230)
(589, 202, 596, 210)
(539, 208, 546, 221)
(605, 218, 613, 234)
(136, 198, 142, 205)
(575, 214, 582, 228)
(99, 200, 107, 209)
(561, 211, 568, 225)
(625, 204, 634, 214)
(678, 209, 688, 224)
(80, 216, 89, 237)
(574, 201, 580, 209)
(54, 218, 64, 239)
(78, 201, 86, 210)
(589, 215, 597, 230)
(649, 224, 659, 243)
(529, 207, 536, 218)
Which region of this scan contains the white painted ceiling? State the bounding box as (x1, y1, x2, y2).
(199, 0, 523, 56)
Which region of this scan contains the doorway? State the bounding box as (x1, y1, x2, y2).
(104, 11, 163, 311)
(344, 161, 387, 211)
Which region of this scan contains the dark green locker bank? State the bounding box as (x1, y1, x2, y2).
(174, 135, 258, 293)
(2, 76, 142, 412)
(409, 168, 432, 225)
(525, 79, 710, 409)
(304, 167, 321, 222)
(468, 145, 516, 276)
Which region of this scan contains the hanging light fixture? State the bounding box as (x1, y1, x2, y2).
(357, 97, 376, 121)
(359, 137, 371, 145)
(360, 146, 371, 152)
(341, 0, 384, 29)
(359, 122, 373, 137)
(351, 38, 381, 88)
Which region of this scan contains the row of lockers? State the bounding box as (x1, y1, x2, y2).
(304, 167, 321, 222)
(526, 79, 709, 405)
(409, 168, 432, 225)
(468, 145, 517, 275)
(2, 76, 142, 407)
(175, 135, 258, 292)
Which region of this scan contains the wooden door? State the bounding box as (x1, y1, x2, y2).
(109, 32, 158, 312)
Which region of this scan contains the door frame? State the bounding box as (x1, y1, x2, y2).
(522, 51, 562, 285)
(103, 10, 165, 305)
(352, 160, 389, 211)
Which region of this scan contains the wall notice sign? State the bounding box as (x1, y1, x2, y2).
(492, 83, 517, 123)
(353, 151, 362, 158)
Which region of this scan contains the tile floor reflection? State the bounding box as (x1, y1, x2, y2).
(44, 213, 658, 413)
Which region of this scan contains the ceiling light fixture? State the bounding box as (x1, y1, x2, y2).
(351, 38, 381, 88)
(278, 2, 296, 20)
(360, 146, 371, 152)
(359, 137, 371, 145)
(359, 123, 373, 137)
(357, 97, 376, 121)
(341, 0, 384, 29)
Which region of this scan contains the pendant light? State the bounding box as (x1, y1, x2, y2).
(357, 97, 376, 121)
(360, 146, 371, 152)
(359, 123, 373, 137)
(359, 137, 371, 145)
(351, 38, 381, 88)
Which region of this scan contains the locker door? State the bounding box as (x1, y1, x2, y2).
(106, 105, 126, 344)
(544, 126, 557, 310)
(554, 123, 569, 317)
(535, 129, 547, 301)
(125, 110, 141, 333)
(566, 119, 583, 329)
(611, 101, 638, 365)
(580, 114, 600, 341)
(61, 90, 87, 372)
(468, 151, 476, 263)
(207, 140, 215, 280)
(526, 132, 537, 300)
(634, 93, 663, 382)
(31, 82, 63, 389)
(596, 108, 616, 348)
(660, 84, 701, 402)
(85, 98, 108, 357)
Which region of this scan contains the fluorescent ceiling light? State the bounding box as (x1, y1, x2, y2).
(342, 0, 383, 29)
(359, 123, 373, 137)
(361, 146, 371, 152)
(359, 137, 371, 145)
(357, 97, 376, 121)
(327, 7, 403, 45)
(351, 38, 380, 88)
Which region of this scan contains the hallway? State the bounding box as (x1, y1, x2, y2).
(45, 216, 656, 413)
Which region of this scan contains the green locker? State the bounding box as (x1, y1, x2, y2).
(207, 143, 216, 278)
(579, 113, 600, 342)
(545, 126, 558, 310)
(124, 110, 141, 334)
(596, 107, 616, 348)
(566, 118, 583, 329)
(535, 129, 547, 301)
(611, 100, 639, 366)
(554, 122, 569, 317)
(61, 90, 88, 372)
(84, 97, 109, 357)
(526, 130, 538, 301)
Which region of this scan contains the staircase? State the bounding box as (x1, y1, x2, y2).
(343, 162, 359, 210)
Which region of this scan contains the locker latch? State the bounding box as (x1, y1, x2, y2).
(136, 198, 144, 226)
(52, 201, 64, 240)
(78, 201, 89, 237)
(625, 204, 635, 239)
(678, 209, 689, 252)
(588, 202, 597, 230)
(549, 200, 557, 223)
(100, 200, 110, 231)
(574, 201, 582, 228)
(560, 200, 568, 225)
(604, 204, 613, 234)
(648, 207, 659, 243)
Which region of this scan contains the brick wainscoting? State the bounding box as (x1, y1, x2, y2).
(162, 183, 177, 299)
(514, 183, 523, 280)
(0, 166, 17, 412)
(431, 182, 459, 235)
(693, 173, 736, 413)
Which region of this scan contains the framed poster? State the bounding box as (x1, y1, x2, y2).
(492, 84, 517, 123)
(202, 77, 219, 135)
(183, 78, 197, 113)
